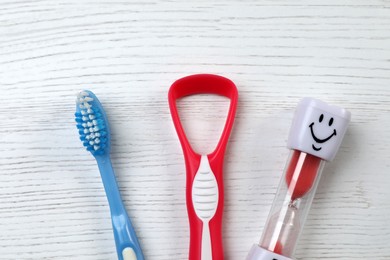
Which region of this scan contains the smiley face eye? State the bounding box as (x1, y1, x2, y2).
(329, 117, 334, 126)
(319, 114, 324, 122)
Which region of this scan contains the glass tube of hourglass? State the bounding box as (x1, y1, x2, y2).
(259, 150, 325, 258)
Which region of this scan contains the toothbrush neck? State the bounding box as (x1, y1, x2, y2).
(95, 155, 127, 217)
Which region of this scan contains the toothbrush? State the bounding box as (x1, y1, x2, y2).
(246, 98, 351, 260)
(75, 90, 144, 260)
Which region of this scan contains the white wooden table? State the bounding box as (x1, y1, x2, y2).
(1, 1, 389, 259)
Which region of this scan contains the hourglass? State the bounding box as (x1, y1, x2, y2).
(247, 98, 350, 260)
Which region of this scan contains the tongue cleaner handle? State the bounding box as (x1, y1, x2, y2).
(168, 74, 238, 260)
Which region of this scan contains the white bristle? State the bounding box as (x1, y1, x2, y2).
(89, 141, 94, 145)
(93, 145, 100, 151)
(83, 129, 89, 134)
(89, 115, 95, 120)
(82, 116, 88, 121)
(79, 91, 89, 97)
(92, 120, 97, 125)
(93, 126, 99, 132)
(85, 97, 93, 102)
(95, 138, 100, 144)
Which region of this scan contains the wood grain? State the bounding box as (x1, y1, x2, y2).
(1, 0, 390, 259)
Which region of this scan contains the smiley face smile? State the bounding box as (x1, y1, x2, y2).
(309, 122, 337, 143)
(309, 113, 337, 152)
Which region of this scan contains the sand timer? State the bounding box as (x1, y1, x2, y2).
(247, 98, 350, 260)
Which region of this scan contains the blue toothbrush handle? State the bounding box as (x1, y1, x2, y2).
(96, 156, 144, 260)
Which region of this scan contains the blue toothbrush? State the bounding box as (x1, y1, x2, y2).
(75, 90, 144, 260)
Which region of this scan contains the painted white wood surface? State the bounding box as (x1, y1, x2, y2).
(1, 0, 389, 259)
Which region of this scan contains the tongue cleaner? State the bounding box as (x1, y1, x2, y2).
(247, 98, 351, 260)
(168, 74, 238, 260)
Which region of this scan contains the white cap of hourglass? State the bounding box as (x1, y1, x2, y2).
(287, 98, 351, 161)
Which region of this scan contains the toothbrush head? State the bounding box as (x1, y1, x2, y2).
(75, 90, 110, 156)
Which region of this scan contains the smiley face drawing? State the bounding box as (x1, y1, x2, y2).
(309, 114, 337, 151)
(287, 98, 351, 161)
